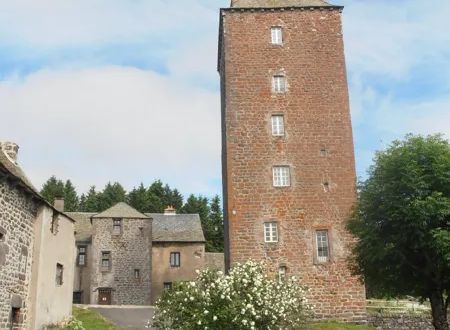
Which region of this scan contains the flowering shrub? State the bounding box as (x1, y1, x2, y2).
(153, 260, 311, 330)
(62, 317, 85, 330)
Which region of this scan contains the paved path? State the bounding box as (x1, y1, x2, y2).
(89, 306, 155, 330)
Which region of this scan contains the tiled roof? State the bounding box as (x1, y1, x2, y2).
(147, 213, 206, 243)
(92, 202, 150, 219)
(230, 0, 332, 8)
(66, 212, 96, 242)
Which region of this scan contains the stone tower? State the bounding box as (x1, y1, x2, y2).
(218, 0, 366, 321)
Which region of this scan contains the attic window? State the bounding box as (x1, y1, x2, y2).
(271, 27, 283, 45)
(112, 218, 122, 235)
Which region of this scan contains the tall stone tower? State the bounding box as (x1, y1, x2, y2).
(218, 0, 366, 321)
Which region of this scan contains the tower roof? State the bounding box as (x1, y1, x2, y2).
(230, 0, 332, 8)
(92, 202, 150, 219)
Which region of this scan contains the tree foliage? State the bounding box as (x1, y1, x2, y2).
(348, 134, 450, 330)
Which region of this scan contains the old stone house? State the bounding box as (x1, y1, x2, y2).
(219, 0, 366, 321)
(68, 203, 223, 305)
(0, 142, 76, 330)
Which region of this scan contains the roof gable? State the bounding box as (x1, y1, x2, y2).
(92, 202, 149, 219)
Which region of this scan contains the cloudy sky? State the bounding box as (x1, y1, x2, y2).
(1, 0, 449, 199)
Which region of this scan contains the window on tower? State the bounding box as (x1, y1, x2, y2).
(264, 222, 278, 243)
(271, 115, 285, 136)
(271, 26, 283, 45)
(273, 166, 290, 187)
(272, 75, 286, 93)
(316, 230, 330, 263)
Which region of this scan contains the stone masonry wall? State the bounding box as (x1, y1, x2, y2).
(220, 7, 366, 321)
(0, 177, 37, 330)
(91, 218, 152, 305)
(368, 313, 438, 330)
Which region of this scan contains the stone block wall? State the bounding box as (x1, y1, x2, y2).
(91, 217, 152, 305)
(368, 313, 437, 330)
(219, 7, 366, 321)
(0, 177, 37, 329)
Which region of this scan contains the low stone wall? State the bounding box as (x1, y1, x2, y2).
(368, 313, 434, 330)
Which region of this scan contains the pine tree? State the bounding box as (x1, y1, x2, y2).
(40, 176, 64, 205)
(98, 182, 126, 211)
(147, 180, 166, 213)
(209, 195, 224, 252)
(128, 183, 150, 213)
(80, 186, 100, 212)
(63, 180, 79, 212)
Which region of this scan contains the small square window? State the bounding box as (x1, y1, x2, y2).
(264, 222, 278, 243)
(271, 115, 285, 136)
(112, 218, 122, 235)
(101, 251, 111, 270)
(170, 252, 180, 267)
(271, 27, 283, 45)
(272, 75, 286, 93)
(164, 282, 172, 290)
(56, 263, 64, 286)
(273, 166, 290, 187)
(316, 230, 330, 263)
(134, 269, 140, 280)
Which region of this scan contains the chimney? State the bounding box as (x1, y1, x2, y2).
(1, 142, 19, 164)
(54, 197, 65, 212)
(164, 206, 176, 215)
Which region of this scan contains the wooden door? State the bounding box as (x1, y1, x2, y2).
(98, 288, 111, 305)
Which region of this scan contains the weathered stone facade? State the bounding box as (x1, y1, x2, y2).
(219, 1, 366, 321)
(0, 178, 37, 330)
(91, 216, 152, 305)
(0, 142, 76, 329)
(368, 313, 441, 330)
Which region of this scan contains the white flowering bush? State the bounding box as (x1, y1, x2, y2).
(153, 260, 311, 330)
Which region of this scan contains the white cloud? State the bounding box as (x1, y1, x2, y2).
(0, 67, 221, 196)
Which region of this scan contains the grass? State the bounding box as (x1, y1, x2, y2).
(307, 321, 375, 330)
(65, 307, 122, 330)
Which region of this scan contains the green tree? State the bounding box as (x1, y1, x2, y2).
(147, 180, 166, 213)
(127, 183, 150, 213)
(40, 176, 64, 205)
(209, 195, 224, 252)
(79, 186, 100, 212)
(348, 134, 450, 330)
(63, 180, 79, 212)
(98, 182, 126, 211)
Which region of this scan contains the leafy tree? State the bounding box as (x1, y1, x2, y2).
(348, 134, 450, 330)
(127, 183, 150, 213)
(63, 180, 79, 212)
(98, 182, 126, 211)
(79, 186, 100, 212)
(40, 176, 65, 205)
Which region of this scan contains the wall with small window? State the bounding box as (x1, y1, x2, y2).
(152, 242, 205, 304)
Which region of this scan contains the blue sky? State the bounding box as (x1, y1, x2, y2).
(1, 0, 449, 199)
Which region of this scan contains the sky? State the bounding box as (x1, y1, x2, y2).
(0, 0, 449, 200)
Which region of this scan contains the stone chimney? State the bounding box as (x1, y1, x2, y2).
(164, 206, 176, 215)
(53, 197, 65, 212)
(1, 142, 19, 164)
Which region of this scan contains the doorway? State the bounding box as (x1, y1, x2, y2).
(98, 288, 112, 305)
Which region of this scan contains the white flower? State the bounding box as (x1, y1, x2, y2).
(213, 316, 218, 321)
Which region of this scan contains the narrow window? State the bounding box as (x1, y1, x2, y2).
(101, 251, 111, 271)
(264, 222, 278, 243)
(51, 211, 59, 234)
(271, 27, 283, 45)
(11, 308, 21, 324)
(164, 282, 172, 290)
(271, 115, 285, 136)
(272, 75, 286, 93)
(56, 263, 64, 285)
(316, 230, 330, 263)
(134, 269, 140, 280)
(170, 252, 181, 267)
(78, 246, 87, 266)
(278, 266, 287, 281)
(273, 166, 290, 187)
(112, 218, 122, 235)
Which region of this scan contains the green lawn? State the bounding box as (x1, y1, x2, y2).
(307, 322, 375, 330)
(64, 307, 121, 330)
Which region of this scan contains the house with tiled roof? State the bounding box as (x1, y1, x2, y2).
(67, 202, 223, 305)
(0, 142, 76, 330)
